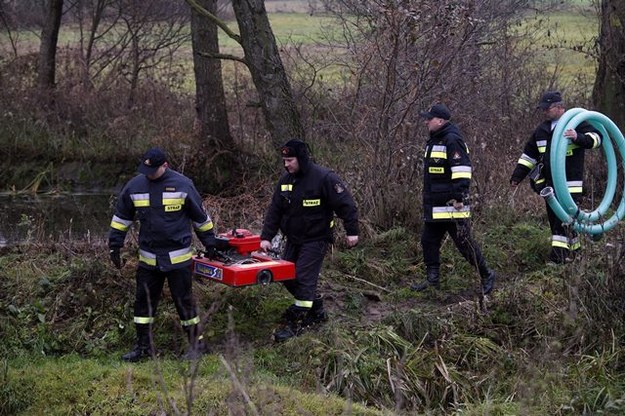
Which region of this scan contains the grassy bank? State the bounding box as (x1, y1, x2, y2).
(2, 206, 625, 414)
(3, 354, 380, 415)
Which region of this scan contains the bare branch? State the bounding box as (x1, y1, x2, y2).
(185, 0, 241, 43)
(196, 50, 247, 65)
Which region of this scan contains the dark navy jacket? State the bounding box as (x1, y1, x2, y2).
(261, 162, 359, 245)
(422, 122, 473, 222)
(511, 119, 601, 194)
(108, 169, 215, 271)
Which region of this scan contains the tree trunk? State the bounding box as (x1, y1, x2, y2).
(593, 0, 625, 131)
(231, 0, 304, 147)
(191, 0, 234, 148)
(38, 0, 63, 95)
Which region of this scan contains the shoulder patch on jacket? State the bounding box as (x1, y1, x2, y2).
(453, 152, 461, 160)
(334, 183, 345, 193)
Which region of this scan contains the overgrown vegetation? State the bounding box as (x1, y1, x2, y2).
(4, 0, 625, 414)
(3, 211, 625, 414)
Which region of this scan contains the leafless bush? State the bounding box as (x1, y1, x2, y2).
(66, 0, 191, 107)
(278, 0, 595, 230)
(0, 0, 200, 166)
(203, 190, 271, 234)
(0, 0, 45, 30)
(0, 52, 197, 165)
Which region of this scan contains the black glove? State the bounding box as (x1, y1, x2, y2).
(109, 248, 122, 269)
(204, 245, 218, 260)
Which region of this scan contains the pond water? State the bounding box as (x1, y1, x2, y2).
(0, 193, 115, 247)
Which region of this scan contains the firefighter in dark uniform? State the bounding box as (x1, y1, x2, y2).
(260, 139, 359, 342)
(510, 91, 602, 264)
(109, 147, 217, 361)
(411, 104, 495, 294)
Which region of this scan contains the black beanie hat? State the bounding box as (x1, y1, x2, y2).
(280, 139, 310, 172)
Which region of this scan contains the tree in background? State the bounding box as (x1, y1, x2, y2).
(187, 0, 304, 148)
(72, 0, 116, 87)
(115, 1, 190, 108)
(0, 0, 20, 58)
(593, 0, 625, 130)
(190, 0, 233, 149)
(38, 0, 63, 102)
(188, 0, 238, 192)
(230, 0, 304, 147)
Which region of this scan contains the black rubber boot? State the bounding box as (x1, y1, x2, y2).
(302, 295, 328, 327)
(548, 247, 569, 265)
(481, 269, 496, 295)
(278, 304, 300, 324)
(410, 267, 440, 292)
(274, 306, 308, 342)
(122, 325, 154, 362)
(182, 325, 208, 361)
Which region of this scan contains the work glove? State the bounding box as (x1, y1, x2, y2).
(109, 248, 122, 269)
(204, 245, 218, 260)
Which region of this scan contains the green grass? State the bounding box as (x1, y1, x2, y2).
(218, 12, 335, 49)
(3, 354, 380, 415)
(1, 4, 597, 92)
(519, 7, 598, 81)
(3, 209, 625, 414)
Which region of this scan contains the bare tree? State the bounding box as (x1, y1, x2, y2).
(114, 0, 190, 108)
(38, 0, 63, 97)
(230, 0, 304, 146)
(72, 0, 116, 85)
(187, 0, 304, 147)
(0, 1, 20, 58)
(66, 0, 190, 107)
(184, 0, 240, 192)
(593, 0, 625, 130)
(190, 0, 233, 148)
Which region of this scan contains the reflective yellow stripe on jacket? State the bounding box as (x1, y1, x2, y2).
(194, 217, 214, 232)
(567, 180, 583, 194)
(586, 132, 601, 148)
(169, 247, 193, 265)
(517, 153, 537, 169)
(110, 215, 133, 232)
(537, 140, 547, 154)
(139, 249, 157, 266)
(139, 247, 193, 266)
(432, 205, 471, 220)
(130, 193, 150, 207)
(430, 145, 447, 159)
(451, 165, 472, 180)
(162, 191, 187, 206)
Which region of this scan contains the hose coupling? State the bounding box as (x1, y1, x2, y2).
(539, 186, 554, 201)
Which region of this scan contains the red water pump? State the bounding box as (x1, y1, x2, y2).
(192, 228, 295, 287)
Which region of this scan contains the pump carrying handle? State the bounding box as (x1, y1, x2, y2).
(544, 108, 625, 238)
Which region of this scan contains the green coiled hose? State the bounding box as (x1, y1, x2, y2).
(540, 108, 625, 238)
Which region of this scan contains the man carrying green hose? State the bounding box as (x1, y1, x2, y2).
(510, 91, 602, 264)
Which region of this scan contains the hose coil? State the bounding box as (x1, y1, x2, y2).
(541, 108, 625, 239)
